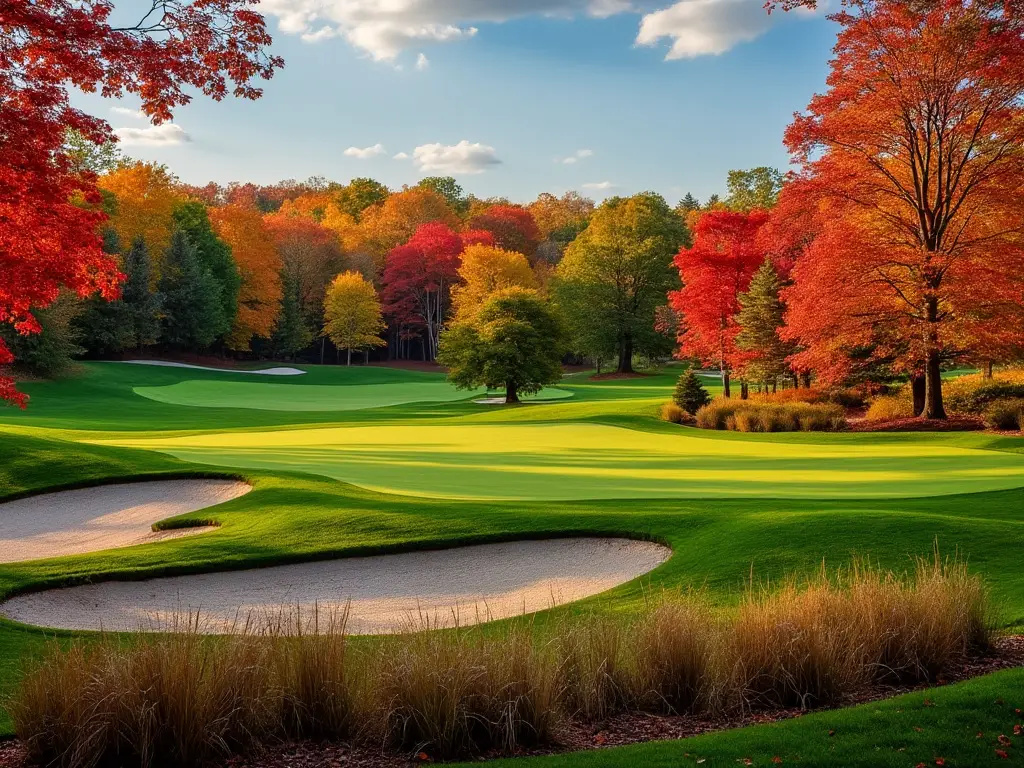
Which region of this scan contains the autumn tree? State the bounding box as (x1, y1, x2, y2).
(99, 162, 183, 273)
(270, 274, 313, 359)
(264, 213, 344, 332)
(211, 205, 282, 350)
(438, 287, 565, 404)
(359, 187, 460, 268)
(417, 177, 468, 214)
(555, 192, 687, 373)
(735, 260, 795, 389)
(334, 178, 389, 221)
(158, 230, 224, 349)
(529, 191, 595, 263)
(173, 201, 239, 340)
(323, 271, 386, 365)
(451, 245, 537, 320)
(726, 167, 783, 212)
(780, 0, 1024, 418)
(671, 210, 769, 396)
(468, 205, 542, 260)
(381, 222, 463, 360)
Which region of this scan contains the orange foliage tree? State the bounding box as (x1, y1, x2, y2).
(359, 188, 460, 270)
(263, 212, 344, 328)
(780, 0, 1024, 418)
(99, 162, 182, 269)
(210, 205, 282, 350)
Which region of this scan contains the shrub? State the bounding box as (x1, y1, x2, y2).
(659, 402, 685, 424)
(672, 370, 711, 415)
(983, 398, 1024, 431)
(944, 370, 1024, 414)
(865, 393, 915, 421)
(11, 556, 992, 768)
(695, 399, 845, 432)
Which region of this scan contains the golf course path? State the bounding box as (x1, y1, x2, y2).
(0, 538, 671, 633)
(0, 479, 250, 563)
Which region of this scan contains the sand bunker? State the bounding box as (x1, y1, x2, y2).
(0, 479, 251, 563)
(118, 360, 306, 376)
(0, 538, 670, 634)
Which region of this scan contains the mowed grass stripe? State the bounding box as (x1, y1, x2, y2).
(102, 423, 1024, 500)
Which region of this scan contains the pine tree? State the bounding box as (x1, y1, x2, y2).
(173, 201, 240, 339)
(122, 236, 162, 352)
(735, 260, 794, 387)
(673, 369, 710, 414)
(76, 228, 133, 355)
(270, 272, 313, 359)
(159, 229, 223, 349)
(676, 193, 700, 212)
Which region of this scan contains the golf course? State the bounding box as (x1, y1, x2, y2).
(2, 361, 1024, 766)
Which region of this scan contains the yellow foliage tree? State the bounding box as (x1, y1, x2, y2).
(210, 205, 283, 350)
(528, 191, 594, 239)
(451, 244, 537, 320)
(99, 162, 182, 269)
(323, 271, 387, 364)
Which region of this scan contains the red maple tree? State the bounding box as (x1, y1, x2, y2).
(779, 0, 1024, 417)
(670, 210, 769, 397)
(381, 222, 464, 360)
(467, 205, 541, 260)
(1, 0, 282, 405)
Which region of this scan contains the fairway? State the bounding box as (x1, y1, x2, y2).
(104, 422, 1024, 500)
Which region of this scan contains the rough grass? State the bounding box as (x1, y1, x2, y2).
(694, 399, 846, 433)
(866, 393, 916, 421)
(944, 369, 1024, 414)
(9, 556, 992, 768)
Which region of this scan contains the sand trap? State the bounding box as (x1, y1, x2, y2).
(118, 360, 306, 376)
(0, 538, 670, 634)
(0, 479, 251, 563)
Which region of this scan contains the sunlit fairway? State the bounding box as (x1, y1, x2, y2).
(103, 422, 1024, 500)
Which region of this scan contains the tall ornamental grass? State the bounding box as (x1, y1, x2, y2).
(695, 398, 846, 432)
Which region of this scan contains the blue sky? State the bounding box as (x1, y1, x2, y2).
(78, 0, 838, 205)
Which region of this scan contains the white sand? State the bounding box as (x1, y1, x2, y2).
(1, 538, 671, 634)
(117, 361, 306, 376)
(0, 479, 251, 563)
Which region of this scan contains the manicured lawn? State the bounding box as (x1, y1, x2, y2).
(1, 361, 1023, 758)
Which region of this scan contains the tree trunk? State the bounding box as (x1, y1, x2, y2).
(772, 381, 777, 394)
(722, 371, 731, 398)
(347, 347, 351, 366)
(911, 374, 926, 417)
(740, 382, 749, 400)
(617, 335, 634, 374)
(320, 337, 325, 365)
(800, 372, 812, 388)
(505, 381, 520, 404)
(921, 297, 947, 419)
(984, 361, 994, 379)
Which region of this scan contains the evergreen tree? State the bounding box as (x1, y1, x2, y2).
(173, 201, 240, 339)
(1, 292, 84, 377)
(270, 272, 313, 359)
(121, 236, 162, 352)
(76, 228, 133, 355)
(159, 229, 223, 349)
(673, 369, 711, 414)
(736, 260, 794, 386)
(676, 193, 700, 212)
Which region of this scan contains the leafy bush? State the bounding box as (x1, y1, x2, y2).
(695, 399, 846, 432)
(672, 370, 711, 414)
(983, 399, 1024, 431)
(865, 393, 915, 421)
(944, 370, 1024, 414)
(660, 402, 685, 424)
(12, 556, 991, 767)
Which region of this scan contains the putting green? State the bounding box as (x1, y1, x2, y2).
(103, 423, 1024, 500)
(133, 380, 572, 411)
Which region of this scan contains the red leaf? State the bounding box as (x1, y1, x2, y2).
(999, 734, 1012, 747)
(996, 749, 1010, 759)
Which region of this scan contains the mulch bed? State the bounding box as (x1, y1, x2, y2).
(848, 416, 985, 432)
(8, 640, 1021, 768)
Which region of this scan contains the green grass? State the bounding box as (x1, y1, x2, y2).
(1, 361, 1024, 760)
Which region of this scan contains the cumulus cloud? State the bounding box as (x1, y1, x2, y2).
(344, 143, 386, 159)
(416, 53, 431, 70)
(111, 106, 146, 119)
(558, 148, 594, 164)
(393, 151, 410, 160)
(636, 0, 781, 59)
(582, 181, 615, 190)
(259, 0, 635, 60)
(413, 140, 501, 174)
(115, 123, 190, 147)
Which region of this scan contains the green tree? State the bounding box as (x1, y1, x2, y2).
(334, 177, 389, 221)
(323, 271, 386, 365)
(172, 201, 240, 338)
(673, 369, 711, 414)
(726, 167, 783, 211)
(270, 273, 313, 359)
(554, 192, 686, 373)
(158, 230, 223, 349)
(121, 236, 162, 352)
(0, 292, 84, 378)
(735, 260, 794, 387)
(438, 287, 565, 404)
(417, 176, 468, 214)
(676, 193, 700, 213)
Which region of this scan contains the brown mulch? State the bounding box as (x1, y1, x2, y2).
(848, 416, 985, 432)
(6, 638, 1022, 768)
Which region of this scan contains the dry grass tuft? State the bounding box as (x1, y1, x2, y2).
(695, 399, 846, 432)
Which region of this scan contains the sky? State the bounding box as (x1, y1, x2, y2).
(75, 0, 840, 206)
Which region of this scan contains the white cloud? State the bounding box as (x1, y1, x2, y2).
(413, 140, 501, 174)
(343, 143, 386, 159)
(259, 0, 635, 59)
(636, 0, 780, 59)
(582, 181, 615, 190)
(111, 106, 146, 119)
(393, 151, 410, 160)
(416, 52, 431, 70)
(558, 148, 594, 164)
(115, 123, 190, 147)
